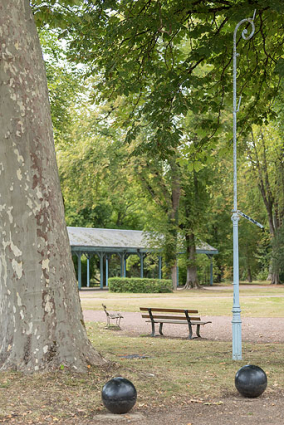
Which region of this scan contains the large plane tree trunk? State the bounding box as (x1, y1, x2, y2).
(0, 0, 105, 372)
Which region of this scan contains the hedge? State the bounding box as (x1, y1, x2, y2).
(108, 277, 173, 293)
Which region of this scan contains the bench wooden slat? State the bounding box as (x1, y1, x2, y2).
(145, 319, 210, 325)
(142, 314, 201, 321)
(140, 307, 198, 313)
(146, 319, 194, 324)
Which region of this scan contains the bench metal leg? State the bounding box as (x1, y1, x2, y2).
(159, 323, 164, 336)
(196, 324, 201, 338)
(151, 321, 156, 337)
(187, 323, 193, 339)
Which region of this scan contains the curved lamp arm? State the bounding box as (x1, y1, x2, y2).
(234, 13, 256, 44)
(233, 11, 256, 112)
(233, 10, 256, 210)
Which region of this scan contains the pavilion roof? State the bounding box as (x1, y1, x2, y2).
(67, 227, 218, 255)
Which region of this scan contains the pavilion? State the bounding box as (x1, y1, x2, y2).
(67, 227, 218, 289)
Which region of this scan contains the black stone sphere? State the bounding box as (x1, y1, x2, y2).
(235, 365, 267, 398)
(102, 377, 137, 414)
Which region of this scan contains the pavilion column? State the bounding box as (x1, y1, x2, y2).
(105, 255, 109, 287)
(98, 252, 104, 289)
(210, 256, 213, 286)
(87, 256, 89, 287)
(124, 254, 127, 278)
(86, 254, 92, 288)
(158, 256, 162, 279)
(207, 254, 214, 286)
(140, 254, 144, 278)
(76, 252, 82, 290)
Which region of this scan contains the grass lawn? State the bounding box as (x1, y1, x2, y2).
(86, 322, 284, 401)
(80, 284, 284, 317)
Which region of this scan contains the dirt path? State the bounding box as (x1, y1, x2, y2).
(83, 310, 284, 343)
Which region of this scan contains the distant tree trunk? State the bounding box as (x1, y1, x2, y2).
(0, 0, 105, 372)
(268, 268, 280, 284)
(216, 268, 223, 283)
(247, 266, 252, 283)
(168, 157, 180, 290)
(171, 263, 178, 290)
(183, 233, 201, 289)
(267, 224, 280, 284)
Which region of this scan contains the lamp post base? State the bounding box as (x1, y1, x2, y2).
(232, 309, 242, 360)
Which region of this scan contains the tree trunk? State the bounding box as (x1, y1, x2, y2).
(216, 268, 223, 283)
(251, 130, 280, 285)
(171, 263, 177, 290)
(183, 233, 201, 289)
(247, 266, 252, 283)
(268, 267, 280, 285)
(165, 157, 180, 290)
(0, 0, 106, 372)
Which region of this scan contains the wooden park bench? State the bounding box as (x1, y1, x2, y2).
(140, 307, 211, 339)
(102, 304, 123, 328)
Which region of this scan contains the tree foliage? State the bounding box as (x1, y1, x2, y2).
(37, 0, 284, 285)
(39, 29, 83, 142)
(62, 1, 284, 156)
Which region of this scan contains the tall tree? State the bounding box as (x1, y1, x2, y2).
(0, 0, 104, 372)
(245, 124, 284, 283)
(179, 168, 211, 289)
(132, 148, 181, 288)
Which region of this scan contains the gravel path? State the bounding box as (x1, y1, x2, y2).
(83, 310, 284, 343)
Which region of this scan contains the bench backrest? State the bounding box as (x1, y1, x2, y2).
(140, 307, 200, 322)
(102, 304, 110, 317)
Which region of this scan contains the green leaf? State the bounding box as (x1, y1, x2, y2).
(274, 58, 284, 77)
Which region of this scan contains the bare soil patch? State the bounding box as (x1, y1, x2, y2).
(92, 394, 284, 425)
(93, 394, 284, 425)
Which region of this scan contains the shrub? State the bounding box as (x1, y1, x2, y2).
(108, 277, 173, 293)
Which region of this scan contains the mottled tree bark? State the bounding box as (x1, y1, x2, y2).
(0, 0, 106, 372)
